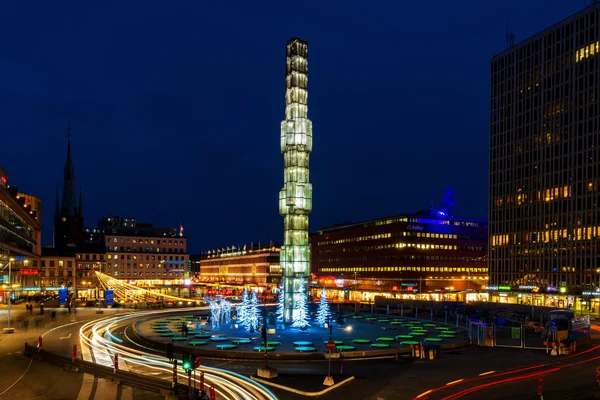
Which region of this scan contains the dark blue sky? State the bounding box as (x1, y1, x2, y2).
(0, 1, 582, 253)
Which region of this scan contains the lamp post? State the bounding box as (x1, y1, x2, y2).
(3, 255, 15, 334)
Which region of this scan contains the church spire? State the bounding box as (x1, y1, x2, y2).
(61, 123, 77, 216)
(78, 185, 83, 217)
(54, 186, 60, 216)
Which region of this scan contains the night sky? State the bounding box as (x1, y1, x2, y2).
(0, 1, 583, 253)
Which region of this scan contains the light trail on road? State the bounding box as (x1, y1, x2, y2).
(79, 311, 278, 400)
(414, 344, 600, 400)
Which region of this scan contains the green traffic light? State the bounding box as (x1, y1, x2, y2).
(183, 362, 190, 370)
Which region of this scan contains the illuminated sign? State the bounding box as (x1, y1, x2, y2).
(19, 269, 39, 276)
(406, 225, 425, 231)
(486, 285, 511, 291)
(546, 286, 558, 292)
(166, 260, 185, 265)
(518, 285, 538, 290)
(401, 283, 416, 287)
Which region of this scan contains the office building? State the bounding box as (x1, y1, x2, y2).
(0, 165, 42, 302)
(104, 222, 189, 294)
(490, 3, 600, 310)
(195, 244, 282, 295)
(312, 209, 488, 302)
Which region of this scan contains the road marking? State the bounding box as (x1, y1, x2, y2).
(0, 358, 33, 396)
(60, 333, 72, 340)
(446, 379, 464, 385)
(479, 370, 495, 376)
(415, 389, 432, 398)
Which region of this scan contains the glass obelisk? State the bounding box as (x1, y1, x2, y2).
(279, 38, 313, 325)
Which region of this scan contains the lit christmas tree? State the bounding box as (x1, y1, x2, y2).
(315, 287, 331, 326)
(238, 289, 251, 331)
(276, 279, 285, 323)
(291, 279, 310, 329)
(248, 290, 262, 332)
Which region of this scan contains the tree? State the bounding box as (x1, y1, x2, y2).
(276, 279, 285, 323)
(248, 290, 262, 333)
(291, 279, 310, 329)
(315, 287, 331, 326)
(238, 289, 250, 331)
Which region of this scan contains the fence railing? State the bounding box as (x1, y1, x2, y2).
(23, 343, 182, 395)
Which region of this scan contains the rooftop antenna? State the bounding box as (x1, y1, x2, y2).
(505, 23, 516, 49)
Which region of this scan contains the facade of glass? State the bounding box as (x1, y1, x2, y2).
(279, 38, 313, 323)
(312, 211, 488, 302)
(490, 3, 600, 293)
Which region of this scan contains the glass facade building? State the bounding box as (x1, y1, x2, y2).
(279, 38, 313, 323)
(490, 3, 600, 293)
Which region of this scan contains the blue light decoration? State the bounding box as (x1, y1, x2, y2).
(238, 289, 251, 331)
(205, 296, 232, 331)
(105, 290, 114, 307)
(248, 290, 262, 333)
(58, 288, 68, 306)
(276, 279, 285, 324)
(291, 279, 310, 330)
(315, 287, 331, 326)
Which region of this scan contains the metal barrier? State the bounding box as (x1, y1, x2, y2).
(490, 324, 546, 349)
(23, 343, 182, 395)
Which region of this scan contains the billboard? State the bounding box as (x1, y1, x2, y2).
(105, 290, 114, 307)
(58, 288, 68, 306)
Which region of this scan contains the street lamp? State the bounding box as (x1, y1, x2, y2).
(3, 256, 15, 334)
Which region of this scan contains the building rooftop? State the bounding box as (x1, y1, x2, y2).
(492, 2, 600, 60)
(314, 209, 487, 235)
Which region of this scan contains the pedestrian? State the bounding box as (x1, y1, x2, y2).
(51, 310, 56, 321)
(40, 304, 44, 315)
(166, 341, 174, 361)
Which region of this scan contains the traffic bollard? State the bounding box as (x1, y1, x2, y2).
(114, 353, 119, 371)
(38, 336, 43, 350)
(210, 386, 216, 400)
(72, 344, 77, 359)
(200, 371, 205, 391)
(537, 376, 544, 399)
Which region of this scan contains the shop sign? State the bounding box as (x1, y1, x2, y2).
(166, 260, 184, 265)
(518, 285, 538, 290)
(546, 286, 558, 292)
(406, 225, 425, 231)
(19, 269, 39, 276)
(582, 291, 600, 296)
(486, 285, 511, 291)
(334, 279, 345, 287)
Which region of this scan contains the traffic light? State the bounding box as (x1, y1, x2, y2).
(182, 352, 191, 371)
(193, 356, 200, 370)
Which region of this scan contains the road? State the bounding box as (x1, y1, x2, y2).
(41, 308, 279, 400)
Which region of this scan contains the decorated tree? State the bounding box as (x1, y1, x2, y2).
(238, 289, 251, 331)
(315, 287, 331, 325)
(291, 279, 310, 329)
(276, 279, 285, 323)
(248, 290, 262, 332)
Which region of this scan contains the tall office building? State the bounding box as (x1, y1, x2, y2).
(490, 4, 600, 292)
(279, 38, 313, 323)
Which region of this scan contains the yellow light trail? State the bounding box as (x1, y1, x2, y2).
(415, 389, 432, 398)
(446, 379, 464, 385)
(479, 370, 496, 376)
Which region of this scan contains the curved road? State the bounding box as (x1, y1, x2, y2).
(40, 309, 278, 400)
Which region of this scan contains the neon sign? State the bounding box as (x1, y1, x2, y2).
(19, 269, 39, 276)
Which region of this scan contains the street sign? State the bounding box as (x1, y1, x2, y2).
(326, 340, 336, 351)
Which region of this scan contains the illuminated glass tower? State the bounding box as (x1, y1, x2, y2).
(279, 38, 312, 324)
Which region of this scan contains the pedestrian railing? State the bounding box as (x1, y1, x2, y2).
(23, 343, 183, 395)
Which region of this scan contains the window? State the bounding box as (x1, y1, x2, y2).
(41, 260, 46, 267)
(68, 261, 72, 268)
(50, 260, 55, 267)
